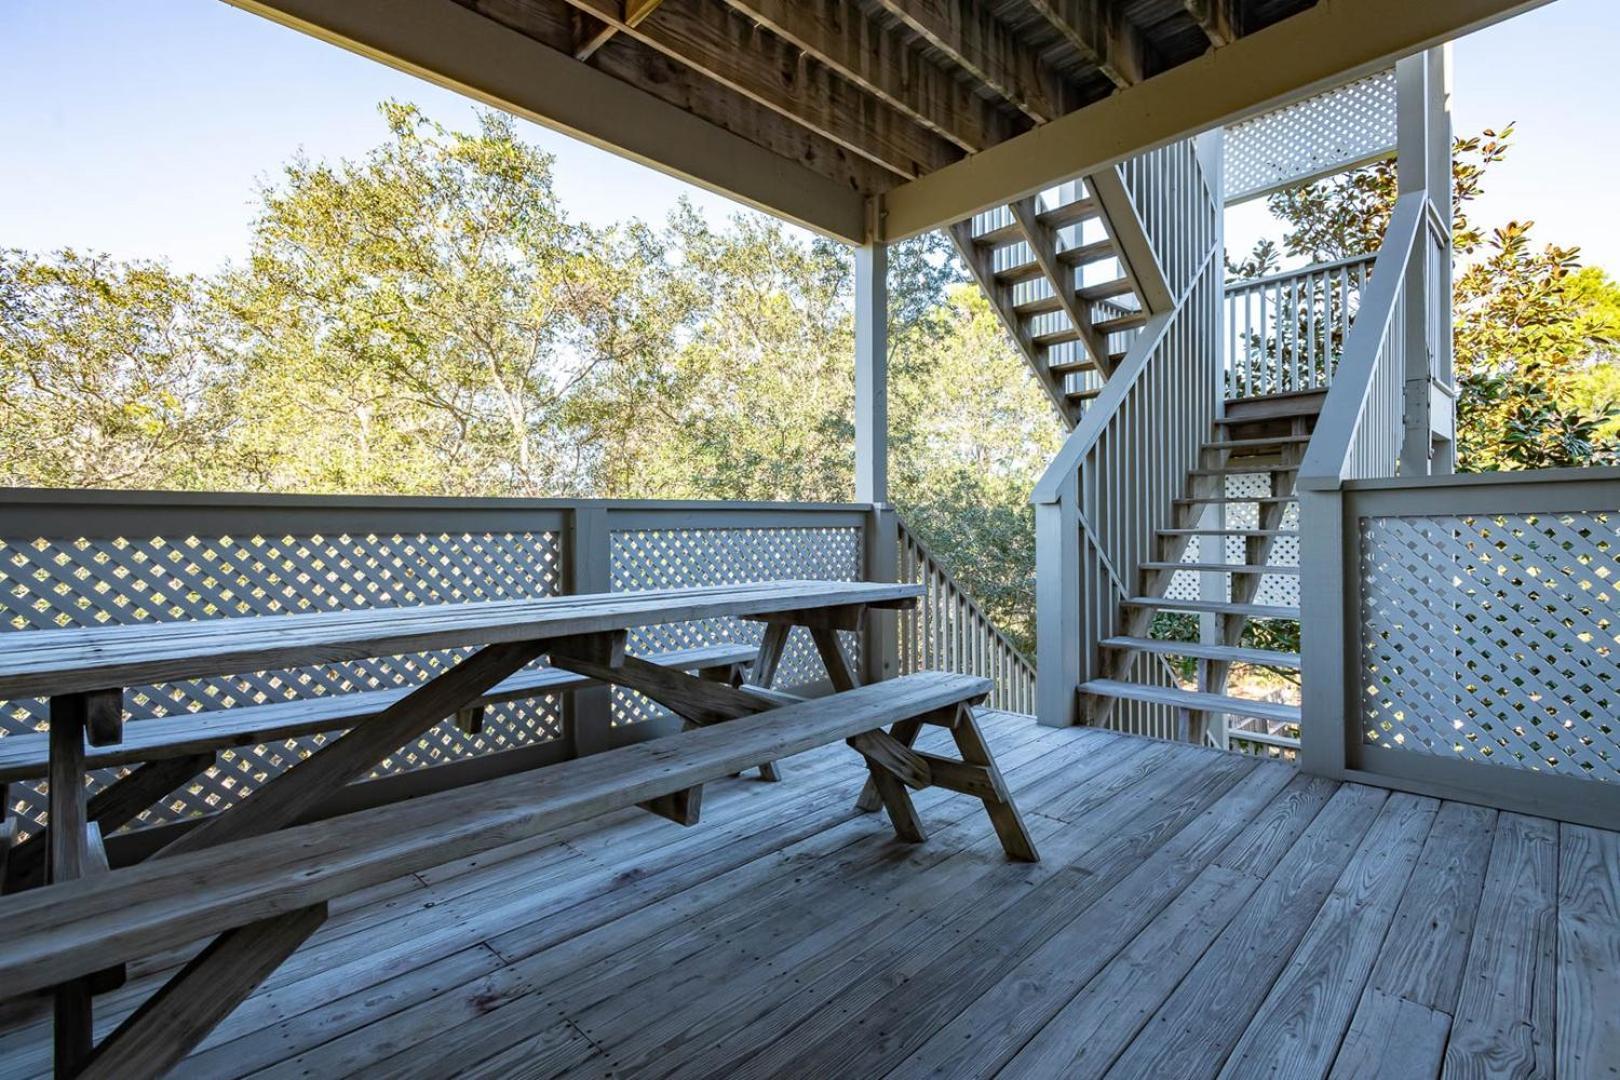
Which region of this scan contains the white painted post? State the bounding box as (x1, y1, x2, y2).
(1428, 45, 1458, 474)
(854, 241, 888, 505)
(1396, 48, 1454, 476)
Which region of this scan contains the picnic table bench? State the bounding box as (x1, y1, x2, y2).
(0, 580, 1038, 1078)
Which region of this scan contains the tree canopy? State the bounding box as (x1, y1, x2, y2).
(0, 102, 1051, 651)
(1230, 125, 1620, 470)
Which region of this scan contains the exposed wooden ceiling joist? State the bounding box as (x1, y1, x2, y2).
(1182, 0, 1237, 49)
(879, 0, 1556, 239)
(873, 0, 1081, 123)
(574, 0, 665, 61)
(224, 0, 871, 241)
(558, 0, 962, 177)
(1025, 0, 1150, 88)
(721, 0, 1027, 154)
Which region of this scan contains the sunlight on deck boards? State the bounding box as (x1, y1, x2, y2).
(0, 713, 1614, 1079)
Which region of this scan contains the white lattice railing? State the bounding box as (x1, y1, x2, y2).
(0, 493, 1041, 848)
(1224, 253, 1377, 399)
(1303, 469, 1620, 829)
(896, 518, 1036, 715)
(1223, 68, 1397, 205)
(1035, 136, 1223, 738)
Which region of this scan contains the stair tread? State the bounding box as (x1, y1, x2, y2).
(1079, 679, 1301, 722)
(1101, 637, 1302, 668)
(1142, 561, 1300, 575)
(1122, 596, 1300, 619)
(1157, 528, 1299, 538)
(1174, 496, 1295, 506)
(1065, 387, 1102, 402)
(1094, 312, 1148, 334)
(1077, 278, 1135, 303)
(1189, 466, 1299, 477)
(1037, 197, 1099, 229)
(1205, 436, 1313, 450)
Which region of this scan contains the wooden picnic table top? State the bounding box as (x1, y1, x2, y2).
(0, 580, 921, 700)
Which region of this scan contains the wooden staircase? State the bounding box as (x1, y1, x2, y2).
(1079, 389, 1323, 750)
(949, 177, 1161, 427)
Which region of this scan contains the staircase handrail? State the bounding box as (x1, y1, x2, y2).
(1033, 243, 1218, 507)
(1296, 192, 1432, 492)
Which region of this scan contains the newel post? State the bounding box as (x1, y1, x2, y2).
(565, 505, 613, 756)
(1035, 474, 1082, 727)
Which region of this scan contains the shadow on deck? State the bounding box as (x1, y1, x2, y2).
(0, 714, 1612, 1078)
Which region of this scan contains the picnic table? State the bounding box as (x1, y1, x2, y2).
(0, 580, 919, 881)
(0, 578, 1047, 1079)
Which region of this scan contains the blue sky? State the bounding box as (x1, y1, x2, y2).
(4, 0, 1619, 274)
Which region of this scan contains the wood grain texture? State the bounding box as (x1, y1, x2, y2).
(0, 580, 921, 699)
(1218, 792, 1439, 1079)
(1555, 823, 1620, 1080)
(0, 642, 757, 782)
(1442, 812, 1559, 1080)
(76, 904, 326, 1080)
(0, 671, 990, 996)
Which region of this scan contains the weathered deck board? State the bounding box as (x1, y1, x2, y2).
(1, 717, 1616, 1080)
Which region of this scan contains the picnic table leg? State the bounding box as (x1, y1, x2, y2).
(743, 623, 793, 782)
(153, 638, 551, 860)
(809, 626, 899, 814)
(949, 705, 1039, 862)
(8, 753, 216, 892)
(47, 693, 96, 1078)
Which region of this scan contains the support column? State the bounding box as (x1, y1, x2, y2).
(1395, 46, 1454, 477)
(1035, 476, 1082, 728)
(854, 240, 888, 505)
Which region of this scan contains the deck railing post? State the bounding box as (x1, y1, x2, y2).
(565, 505, 614, 757)
(1035, 475, 1082, 727)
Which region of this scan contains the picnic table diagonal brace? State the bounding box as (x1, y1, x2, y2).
(153, 637, 555, 859)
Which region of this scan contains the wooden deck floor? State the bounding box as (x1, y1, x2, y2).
(2, 714, 1617, 1079)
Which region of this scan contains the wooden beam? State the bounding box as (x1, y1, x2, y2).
(878, 0, 1554, 239)
(557, 0, 961, 177)
(223, 0, 870, 242)
(721, 0, 1024, 153)
(574, 0, 666, 60)
(1182, 0, 1237, 48)
(1025, 0, 1149, 88)
(874, 0, 1079, 123)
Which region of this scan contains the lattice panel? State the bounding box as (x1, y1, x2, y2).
(1359, 512, 1620, 781)
(610, 526, 861, 726)
(1224, 69, 1397, 204)
(0, 531, 563, 836)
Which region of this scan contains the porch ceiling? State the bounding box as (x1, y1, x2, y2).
(227, 0, 1550, 243)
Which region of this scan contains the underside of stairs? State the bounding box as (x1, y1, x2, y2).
(1079, 389, 1323, 752)
(950, 174, 1167, 427)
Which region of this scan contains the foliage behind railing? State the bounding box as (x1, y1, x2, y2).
(896, 517, 1035, 715)
(1224, 253, 1377, 399)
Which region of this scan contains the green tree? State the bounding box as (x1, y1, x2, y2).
(0, 249, 228, 488)
(1232, 126, 1620, 469)
(218, 102, 675, 496)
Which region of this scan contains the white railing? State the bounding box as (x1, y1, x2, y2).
(1302, 468, 1620, 830)
(1035, 136, 1223, 737)
(1224, 253, 1377, 399)
(896, 518, 1036, 715)
(1298, 193, 1443, 488)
